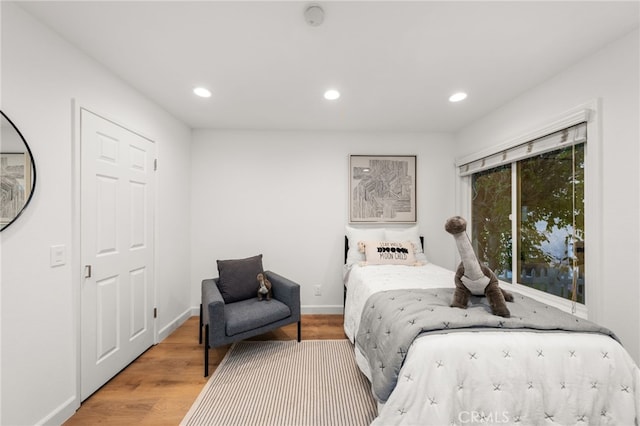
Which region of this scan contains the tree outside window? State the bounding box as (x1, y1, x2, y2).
(471, 144, 585, 304)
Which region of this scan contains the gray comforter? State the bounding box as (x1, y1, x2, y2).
(355, 287, 619, 403)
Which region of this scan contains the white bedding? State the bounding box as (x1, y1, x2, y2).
(344, 263, 640, 425)
(343, 263, 455, 343)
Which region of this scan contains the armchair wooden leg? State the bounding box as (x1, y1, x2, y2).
(297, 320, 301, 342)
(204, 324, 210, 377)
(199, 304, 203, 344)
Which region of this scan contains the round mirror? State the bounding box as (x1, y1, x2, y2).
(1, 111, 36, 231)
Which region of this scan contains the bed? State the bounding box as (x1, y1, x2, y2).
(343, 226, 640, 426)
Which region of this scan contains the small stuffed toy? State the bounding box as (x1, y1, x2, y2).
(445, 216, 513, 317)
(257, 273, 272, 301)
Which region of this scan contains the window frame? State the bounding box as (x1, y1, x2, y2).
(455, 100, 602, 320)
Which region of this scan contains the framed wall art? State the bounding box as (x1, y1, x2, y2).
(1, 152, 32, 226)
(349, 155, 416, 223)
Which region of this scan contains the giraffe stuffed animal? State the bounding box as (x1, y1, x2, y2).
(445, 216, 513, 317)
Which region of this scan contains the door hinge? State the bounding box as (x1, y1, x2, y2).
(154, 307, 157, 318)
(154, 158, 158, 171)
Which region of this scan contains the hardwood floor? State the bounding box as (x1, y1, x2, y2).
(64, 315, 346, 425)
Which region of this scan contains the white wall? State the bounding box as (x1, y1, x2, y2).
(190, 130, 457, 312)
(455, 29, 640, 363)
(0, 3, 192, 425)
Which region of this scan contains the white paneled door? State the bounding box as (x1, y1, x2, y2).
(80, 109, 155, 401)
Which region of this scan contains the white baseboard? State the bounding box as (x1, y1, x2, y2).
(157, 308, 192, 342)
(301, 305, 344, 315)
(37, 395, 77, 426)
(190, 306, 200, 317)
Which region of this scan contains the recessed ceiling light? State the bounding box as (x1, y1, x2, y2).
(449, 92, 468, 102)
(324, 89, 341, 101)
(193, 87, 212, 98)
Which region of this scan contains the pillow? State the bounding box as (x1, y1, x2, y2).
(216, 254, 264, 303)
(385, 226, 428, 263)
(345, 225, 385, 265)
(360, 240, 419, 266)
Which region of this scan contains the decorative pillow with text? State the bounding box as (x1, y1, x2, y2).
(359, 240, 420, 266)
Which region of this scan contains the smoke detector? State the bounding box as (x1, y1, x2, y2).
(304, 4, 324, 27)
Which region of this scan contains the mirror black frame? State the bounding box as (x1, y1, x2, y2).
(1, 110, 37, 231)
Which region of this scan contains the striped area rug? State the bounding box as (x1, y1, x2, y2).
(181, 340, 377, 426)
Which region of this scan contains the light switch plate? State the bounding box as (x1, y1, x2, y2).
(50, 245, 66, 267)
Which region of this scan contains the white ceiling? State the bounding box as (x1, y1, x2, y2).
(17, 1, 640, 132)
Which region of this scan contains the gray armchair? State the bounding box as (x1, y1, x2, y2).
(200, 270, 301, 376)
